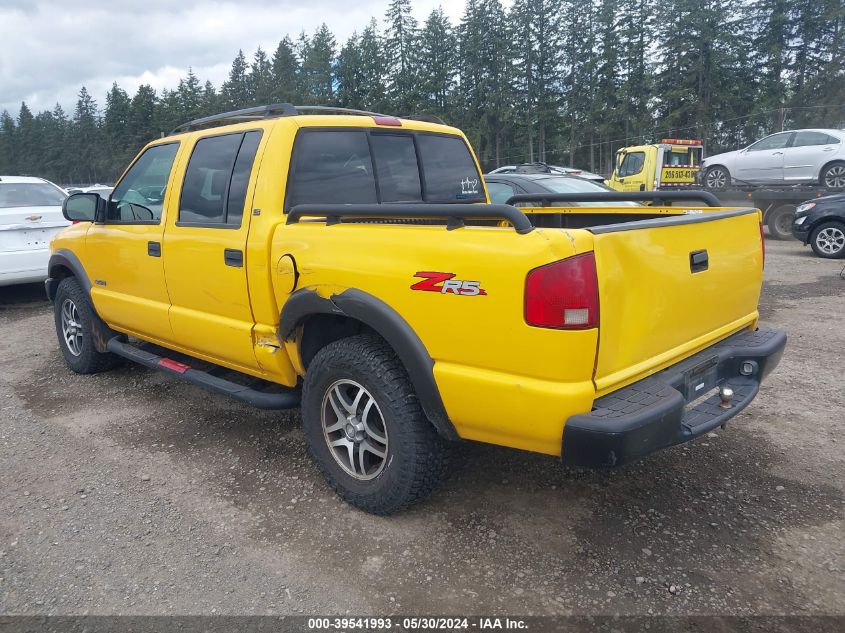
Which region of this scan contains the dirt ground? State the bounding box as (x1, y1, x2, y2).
(0, 239, 843, 617)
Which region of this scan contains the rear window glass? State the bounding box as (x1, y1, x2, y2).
(285, 129, 483, 209)
(0, 183, 66, 208)
(416, 134, 484, 202)
(370, 134, 422, 202)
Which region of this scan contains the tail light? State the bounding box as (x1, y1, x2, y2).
(759, 222, 765, 269)
(525, 252, 599, 329)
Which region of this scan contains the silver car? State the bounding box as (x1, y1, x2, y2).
(701, 129, 845, 191)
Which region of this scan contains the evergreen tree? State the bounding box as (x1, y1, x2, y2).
(271, 36, 301, 103)
(0, 110, 15, 174)
(103, 83, 132, 177)
(177, 69, 203, 121)
(384, 0, 419, 112)
(250, 47, 274, 105)
(418, 7, 456, 114)
(71, 88, 100, 182)
(358, 20, 389, 112)
(336, 32, 367, 108)
(128, 84, 157, 152)
(221, 50, 250, 108)
(301, 24, 336, 103)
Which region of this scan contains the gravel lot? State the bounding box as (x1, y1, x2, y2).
(1, 239, 843, 616)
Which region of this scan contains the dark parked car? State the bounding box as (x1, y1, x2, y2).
(792, 193, 845, 258)
(484, 173, 639, 206)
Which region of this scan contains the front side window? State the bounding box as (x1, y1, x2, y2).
(793, 131, 839, 147)
(179, 131, 262, 226)
(284, 129, 484, 209)
(109, 143, 179, 223)
(618, 152, 645, 177)
(747, 133, 792, 152)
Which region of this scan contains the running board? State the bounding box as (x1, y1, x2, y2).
(106, 338, 300, 410)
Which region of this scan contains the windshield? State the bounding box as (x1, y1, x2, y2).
(0, 182, 66, 208)
(536, 177, 641, 206)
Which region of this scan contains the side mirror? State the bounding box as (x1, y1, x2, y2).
(62, 192, 103, 222)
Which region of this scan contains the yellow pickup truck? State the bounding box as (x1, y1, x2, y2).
(48, 105, 785, 514)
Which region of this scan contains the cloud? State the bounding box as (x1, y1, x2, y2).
(0, 0, 472, 116)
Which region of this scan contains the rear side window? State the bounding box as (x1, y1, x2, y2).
(793, 131, 840, 147)
(179, 131, 262, 226)
(285, 129, 483, 209)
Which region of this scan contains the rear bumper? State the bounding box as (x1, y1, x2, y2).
(562, 327, 786, 467)
(0, 248, 49, 287)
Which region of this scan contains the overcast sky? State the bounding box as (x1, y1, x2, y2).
(0, 0, 478, 116)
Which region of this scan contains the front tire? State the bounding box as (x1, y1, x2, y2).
(821, 162, 845, 191)
(809, 221, 845, 259)
(53, 277, 121, 373)
(301, 335, 448, 515)
(704, 166, 730, 190)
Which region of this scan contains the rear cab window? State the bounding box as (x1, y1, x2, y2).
(285, 128, 484, 210)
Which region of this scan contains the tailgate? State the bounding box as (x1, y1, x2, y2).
(591, 208, 763, 394)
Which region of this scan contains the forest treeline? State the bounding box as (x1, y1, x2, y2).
(1, 0, 843, 185)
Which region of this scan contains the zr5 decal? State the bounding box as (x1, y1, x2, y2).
(411, 272, 487, 296)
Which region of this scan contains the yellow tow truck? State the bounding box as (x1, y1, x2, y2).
(607, 138, 831, 239)
(606, 139, 703, 191)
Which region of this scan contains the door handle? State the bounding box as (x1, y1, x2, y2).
(147, 241, 161, 257)
(823, 147, 835, 151)
(224, 249, 243, 267)
(772, 151, 784, 155)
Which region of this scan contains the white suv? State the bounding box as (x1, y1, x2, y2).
(0, 176, 69, 286)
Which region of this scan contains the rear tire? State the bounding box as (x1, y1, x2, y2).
(821, 162, 845, 191)
(766, 205, 796, 241)
(809, 221, 845, 259)
(53, 277, 121, 373)
(301, 334, 448, 515)
(704, 166, 730, 190)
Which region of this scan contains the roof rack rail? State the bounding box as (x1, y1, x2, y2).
(170, 103, 394, 135)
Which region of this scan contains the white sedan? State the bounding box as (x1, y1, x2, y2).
(701, 129, 845, 191)
(0, 176, 69, 287)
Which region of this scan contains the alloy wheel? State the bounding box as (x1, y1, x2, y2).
(815, 226, 845, 255)
(706, 168, 727, 189)
(824, 165, 845, 190)
(61, 298, 83, 356)
(321, 379, 389, 480)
